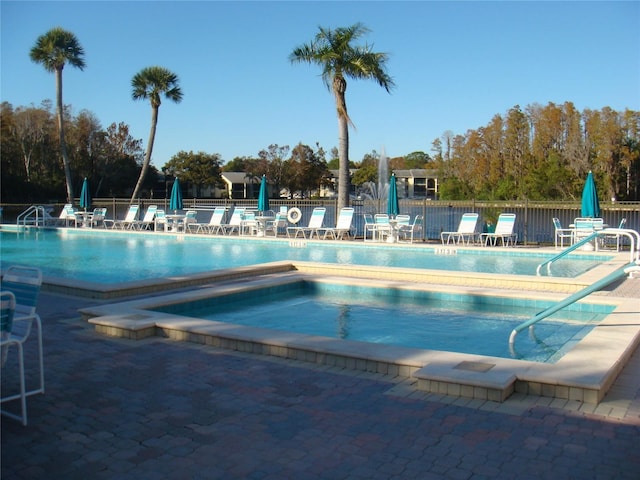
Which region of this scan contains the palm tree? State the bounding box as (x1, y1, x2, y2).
(290, 23, 394, 209)
(130, 66, 183, 202)
(30, 27, 86, 203)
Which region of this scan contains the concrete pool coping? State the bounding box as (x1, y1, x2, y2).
(80, 269, 640, 405)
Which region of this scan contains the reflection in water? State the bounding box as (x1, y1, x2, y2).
(336, 304, 351, 339)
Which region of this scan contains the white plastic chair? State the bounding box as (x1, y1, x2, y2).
(0, 290, 28, 425)
(104, 205, 139, 229)
(552, 217, 573, 248)
(372, 214, 391, 242)
(363, 214, 376, 242)
(398, 215, 423, 243)
(265, 206, 288, 237)
(1, 266, 44, 426)
(441, 213, 479, 245)
(287, 207, 326, 239)
(222, 207, 246, 235)
(189, 207, 226, 234)
(320, 207, 355, 240)
(481, 213, 517, 246)
(240, 210, 258, 236)
(131, 205, 158, 230)
(180, 210, 198, 233)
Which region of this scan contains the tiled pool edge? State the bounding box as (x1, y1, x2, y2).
(80, 273, 640, 405)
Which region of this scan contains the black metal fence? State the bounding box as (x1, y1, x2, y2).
(2, 198, 639, 246)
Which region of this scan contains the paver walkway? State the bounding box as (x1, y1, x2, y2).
(2, 290, 639, 479)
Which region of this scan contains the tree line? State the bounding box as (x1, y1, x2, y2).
(3, 99, 638, 203)
(432, 103, 640, 202)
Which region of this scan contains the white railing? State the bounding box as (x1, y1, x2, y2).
(16, 205, 49, 228)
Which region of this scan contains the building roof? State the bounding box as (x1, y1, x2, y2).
(221, 172, 261, 184)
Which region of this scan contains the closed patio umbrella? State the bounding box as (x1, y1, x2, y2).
(387, 173, 399, 217)
(258, 175, 269, 212)
(79, 177, 91, 212)
(169, 177, 183, 213)
(581, 171, 600, 218)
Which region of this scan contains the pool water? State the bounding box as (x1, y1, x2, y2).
(154, 281, 614, 363)
(0, 229, 608, 283)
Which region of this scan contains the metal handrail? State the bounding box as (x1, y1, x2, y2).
(16, 205, 48, 227)
(536, 233, 598, 275)
(536, 228, 640, 276)
(510, 259, 639, 348)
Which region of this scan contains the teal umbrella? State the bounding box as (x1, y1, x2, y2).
(581, 171, 600, 218)
(258, 175, 269, 212)
(387, 173, 399, 217)
(79, 177, 91, 212)
(169, 177, 183, 213)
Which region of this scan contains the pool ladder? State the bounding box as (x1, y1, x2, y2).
(16, 205, 51, 228)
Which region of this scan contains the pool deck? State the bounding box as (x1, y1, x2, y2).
(1, 282, 639, 479)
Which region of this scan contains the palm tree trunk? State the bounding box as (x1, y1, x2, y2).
(130, 106, 158, 203)
(334, 79, 350, 210)
(337, 116, 350, 209)
(56, 67, 74, 203)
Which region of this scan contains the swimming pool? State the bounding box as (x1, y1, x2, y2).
(153, 280, 613, 363)
(0, 229, 610, 284)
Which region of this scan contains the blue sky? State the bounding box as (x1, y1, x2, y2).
(2, 1, 638, 168)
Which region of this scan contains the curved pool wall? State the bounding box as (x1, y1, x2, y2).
(80, 272, 640, 404)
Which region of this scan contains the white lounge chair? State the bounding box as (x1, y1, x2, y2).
(221, 207, 245, 235)
(319, 207, 355, 240)
(441, 213, 479, 245)
(398, 215, 423, 243)
(481, 213, 517, 246)
(188, 207, 226, 234)
(287, 207, 326, 239)
(104, 205, 139, 229)
(129, 205, 157, 230)
(55, 204, 76, 227)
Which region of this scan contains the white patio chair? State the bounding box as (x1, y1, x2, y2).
(398, 215, 423, 243)
(1, 266, 44, 425)
(552, 217, 573, 248)
(0, 290, 28, 426)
